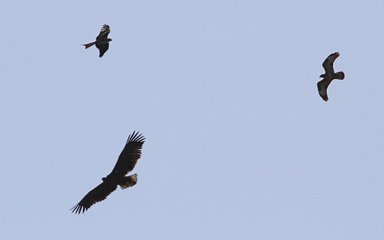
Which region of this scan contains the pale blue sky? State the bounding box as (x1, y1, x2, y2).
(1, 0, 384, 239)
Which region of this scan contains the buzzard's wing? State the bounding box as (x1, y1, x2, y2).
(71, 181, 117, 214)
(317, 78, 332, 102)
(96, 24, 110, 41)
(322, 52, 339, 75)
(96, 43, 109, 57)
(110, 131, 145, 176)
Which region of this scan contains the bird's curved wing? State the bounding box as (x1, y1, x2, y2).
(96, 43, 109, 57)
(96, 24, 110, 40)
(322, 52, 339, 75)
(110, 131, 145, 176)
(71, 181, 117, 214)
(317, 78, 332, 102)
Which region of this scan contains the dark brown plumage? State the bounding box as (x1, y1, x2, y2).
(83, 24, 112, 57)
(317, 52, 345, 101)
(71, 131, 145, 214)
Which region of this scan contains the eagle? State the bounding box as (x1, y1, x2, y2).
(317, 52, 345, 101)
(71, 131, 145, 214)
(83, 24, 112, 57)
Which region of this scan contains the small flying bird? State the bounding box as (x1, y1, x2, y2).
(317, 52, 345, 101)
(71, 131, 145, 214)
(83, 24, 112, 57)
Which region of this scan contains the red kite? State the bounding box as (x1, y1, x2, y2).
(83, 24, 112, 57)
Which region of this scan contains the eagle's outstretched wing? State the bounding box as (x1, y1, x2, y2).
(71, 181, 117, 214)
(110, 131, 145, 176)
(322, 52, 339, 75)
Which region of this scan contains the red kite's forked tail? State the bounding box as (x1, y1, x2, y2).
(83, 41, 96, 49)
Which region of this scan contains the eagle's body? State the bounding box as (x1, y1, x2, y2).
(317, 52, 345, 101)
(71, 131, 145, 214)
(83, 24, 112, 57)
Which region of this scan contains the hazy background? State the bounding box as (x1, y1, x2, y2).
(1, 0, 384, 239)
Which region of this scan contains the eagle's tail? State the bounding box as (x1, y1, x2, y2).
(334, 71, 345, 80)
(83, 41, 96, 49)
(119, 174, 138, 189)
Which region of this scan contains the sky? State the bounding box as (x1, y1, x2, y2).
(1, 0, 384, 239)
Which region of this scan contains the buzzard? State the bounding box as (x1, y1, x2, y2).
(317, 52, 345, 101)
(83, 24, 112, 57)
(71, 131, 145, 214)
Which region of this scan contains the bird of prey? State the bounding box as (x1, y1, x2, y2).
(83, 24, 112, 57)
(71, 131, 145, 214)
(317, 52, 345, 101)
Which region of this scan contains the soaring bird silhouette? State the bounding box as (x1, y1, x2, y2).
(83, 24, 112, 57)
(71, 131, 145, 214)
(317, 52, 345, 101)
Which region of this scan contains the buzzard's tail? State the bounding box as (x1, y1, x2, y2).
(119, 174, 138, 189)
(334, 71, 345, 80)
(83, 41, 96, 49)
